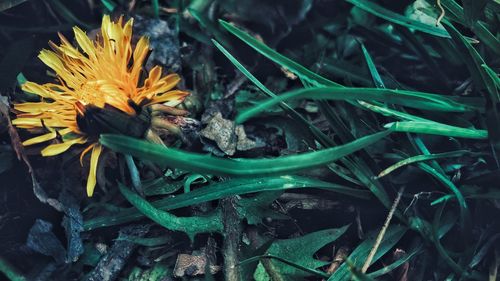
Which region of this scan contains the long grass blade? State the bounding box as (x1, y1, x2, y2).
(345, 0, 449, 37)
(100, 131, 390, 177)
(84, 176, 369, 230)
(378, 150, 474, 178)
(236, 87, 474, 123)
(385, 121, 488, 139)
(219, 20, 341, 87)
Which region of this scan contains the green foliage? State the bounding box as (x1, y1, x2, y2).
(2, 0, 499, 280)
(119, 182, 223, 241)
(84, 175, 370, 230)
(253, 225, 350, 280)
(100, 131, 390, 177)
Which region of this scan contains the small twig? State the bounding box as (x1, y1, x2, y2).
(436, 0, 445, 26)
(361, 187, 405, 273)
(85, 224, 150, 281)
(326, 246, 349, 275)
(221, 196, 242, 281)
(224, 71, 247, 98)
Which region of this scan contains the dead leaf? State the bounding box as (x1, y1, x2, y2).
(201, 112, 257, 155)
(174, 252, 221, 277)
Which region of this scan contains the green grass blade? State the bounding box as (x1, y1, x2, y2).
(360, 44, 385, 88)
(0, 257, 26, 281)
(218, 20, 341, 87)
(378, 150, 474, 178)
(328, 225, 407, 280)
(440, 0, 500, 55)
(119, 183, 222, 241)
(84, 176, 369, 230)
(345, 0, 450, 37)
(212, 39, 335, 146)
(432, 204, 469, 277)
(239, 255, 329, 278)
(385, 121, 488, 139)
(189, 9, 232, 48)
(357, 101, 429, 122)
(482, 64, 500, 89)
(236, 87, 474, 123)
(443, 21, 499, 103)
(471, 22, 500, 56)
(419, 163, 471, 238)
(100, 131, 390, 177)
(151, 0, 159, 18)
(100, 0, 116, 12)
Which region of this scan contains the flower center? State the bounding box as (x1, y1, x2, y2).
(77, 81, 106, 107)
(75, 101, 151, 139)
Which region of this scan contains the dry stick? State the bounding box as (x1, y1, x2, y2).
(222, 196, 242, 281)
(361, 187, 405, 273)
(436, 0, 445, 26)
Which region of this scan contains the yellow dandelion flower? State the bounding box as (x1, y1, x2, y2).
(12, 15, 189, 197)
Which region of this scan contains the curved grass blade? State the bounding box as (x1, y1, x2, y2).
(218, 20, 341, 87)
(385, 121, 488, 139)
(471, 22, 500, 56)
(213, 37, 393, 216)
(378, 150, 474, 178)
(345, 0, 449, 38)
(357, 101, 429, 122)
(213, 39, 368, 186)
(419, 163, 471, 239)
(100, 131, 390, 177)
(444, 21, 498, 104)
(440, 0, 500, 55)
(482, 64, 500, 89)
(432, 204, 469, 277)
(119, 183, 222, 241)
(236, 87, 474, 123)
(212, 38, 331, 144)
(84, 176, 371, 231)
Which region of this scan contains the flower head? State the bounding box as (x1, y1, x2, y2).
(13, 15, 188, 196)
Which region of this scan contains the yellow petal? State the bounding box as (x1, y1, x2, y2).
(14, 102, 63, 114)
(41, 137, 86, 156)
(11, 117, 43, 127)
(58, 128, 73, 135)
(86, 144, 102, 197)
(123, 18, 134, 39)
(101, 15, 112, 34)
(73, 27, 96, 59)
(22, 131, 57, 146)
(147, 90, 189, 106)
(38, 49, 65, 74)
(131, 37, 150, 83)
(22, 82, 54, 99)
